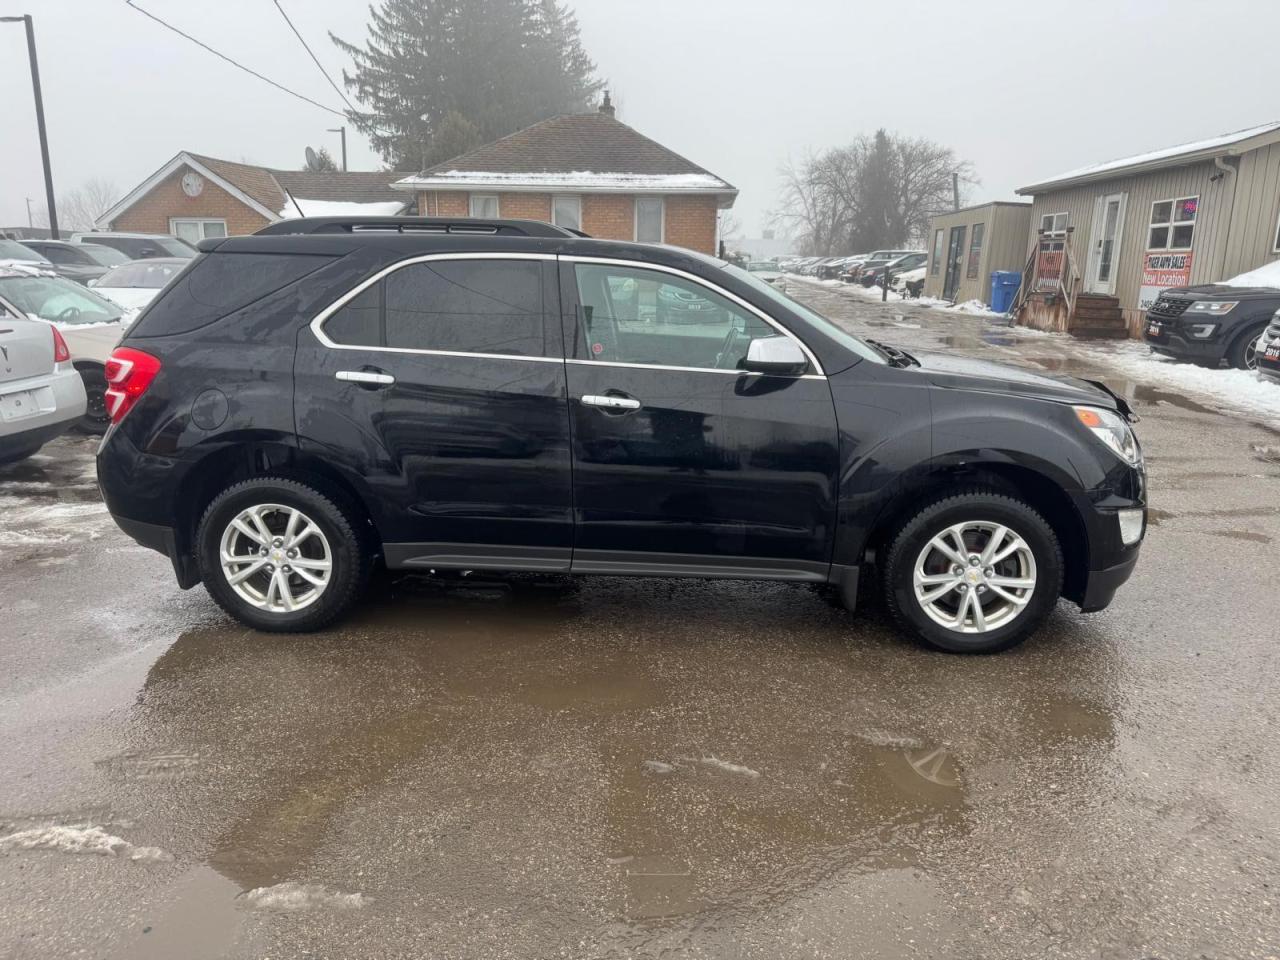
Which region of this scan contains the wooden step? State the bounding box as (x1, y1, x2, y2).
(1070, 317, 1128, 339)
(1073, 303, 1124, 322)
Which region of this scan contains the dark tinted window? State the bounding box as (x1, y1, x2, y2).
(323, 259, 546, 357)
(325, 284, 383, 346)
(130, 252, 333, 337)
(34, 244, 92, 265)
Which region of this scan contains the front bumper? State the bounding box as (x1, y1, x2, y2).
(1079, 548, 1140, 612)
(1142, 320, 1227, 363)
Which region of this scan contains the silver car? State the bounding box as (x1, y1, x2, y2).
(0, 311, 87, 465)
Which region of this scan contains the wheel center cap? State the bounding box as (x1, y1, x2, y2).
(966, 569, 983, 585)
(272, 550, 285, 563)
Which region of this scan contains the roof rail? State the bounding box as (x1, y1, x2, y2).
(254, 216, 578, 238)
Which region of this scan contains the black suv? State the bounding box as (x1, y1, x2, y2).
(96, 217, 1147, 653)
(1143, 282, 1279, 370)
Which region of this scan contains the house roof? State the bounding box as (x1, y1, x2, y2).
(96, 152, 409, 228)
(1018, 120, 1280, 194)
(395, 111, 737, 200)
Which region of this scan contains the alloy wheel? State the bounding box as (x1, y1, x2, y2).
(912, 521, 1037, 634)
(218, 503, 333, 613)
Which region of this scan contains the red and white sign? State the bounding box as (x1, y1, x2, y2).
(1138, 251, 1193, 310)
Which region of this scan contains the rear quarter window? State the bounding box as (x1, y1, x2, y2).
(129, 252, 335, 337)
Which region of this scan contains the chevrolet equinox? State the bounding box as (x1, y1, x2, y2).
(96, 217, 1147, 653)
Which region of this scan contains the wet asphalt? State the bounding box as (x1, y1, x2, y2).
(1, 283, 1278, 960)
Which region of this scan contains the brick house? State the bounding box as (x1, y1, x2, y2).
(393, 96, 738, 254)
(95, 151, 409, 243)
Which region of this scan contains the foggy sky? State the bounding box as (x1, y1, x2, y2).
(2, 0, 1277, 241)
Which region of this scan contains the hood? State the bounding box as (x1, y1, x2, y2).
(1163, 283, 1280, 301)
(912, 350, 1128, 413)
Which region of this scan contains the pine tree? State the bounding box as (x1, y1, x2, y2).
(303, 146, 338, 172)
(332, 0, 603, 171)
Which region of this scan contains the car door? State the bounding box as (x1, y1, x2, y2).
(295, 252, 574, 571)
(559, 257, 840, 579)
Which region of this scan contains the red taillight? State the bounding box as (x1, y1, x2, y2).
(51, 325, 70, 363)
(103, 347, 161, 424)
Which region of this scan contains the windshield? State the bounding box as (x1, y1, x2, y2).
(746, 261, 777, 272)
(724, 264, 886, 365)
(101, 259, 186, 288)
(0, 275, 125, 324)
(0, 239, 49, 262)
(78, 243, 131, 267)
(157, 236, 198, 257)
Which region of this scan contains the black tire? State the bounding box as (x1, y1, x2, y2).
(882, 490, 1063, 654)
(1226, 324, 1267, 371)
(196, 477, 371, 633)
(76, 367, 109, 435)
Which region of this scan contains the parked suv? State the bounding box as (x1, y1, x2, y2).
(96, 217, 1147, 653)
(69, 232, 197, 261)
(1143, 276, 1280, 370)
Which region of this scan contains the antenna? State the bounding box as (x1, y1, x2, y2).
(304, 145, 319, 171)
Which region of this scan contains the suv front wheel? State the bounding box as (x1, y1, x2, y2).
(883, 491, 1064, 653)
(196, 478, 370, 632)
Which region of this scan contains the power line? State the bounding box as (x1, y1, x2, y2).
(123, 0, 345, 118)
(271, 0, 356, 114)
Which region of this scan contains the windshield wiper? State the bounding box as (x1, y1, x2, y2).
(865, 338, 919, 367)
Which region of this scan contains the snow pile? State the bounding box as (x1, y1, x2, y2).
(693, 756, 761, 778)
(1222, 259, 1280, 289)
(398, 170, 731, 191)
(0, 259, 55, 276)
(1078, 341, 1280, 421)
(0, 824, 171, 862)
(279, 196, 407, 219)
(240, 882, 366, 911)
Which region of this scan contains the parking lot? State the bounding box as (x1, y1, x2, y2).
(1, 284, 1278, 959)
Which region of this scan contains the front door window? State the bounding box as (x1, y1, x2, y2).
(571, 263, 774, 371)
(1088, 194, 1125, 293)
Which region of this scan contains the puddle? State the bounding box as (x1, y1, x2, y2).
(1131, 385, 1219, 417)
(1146, 508, 1175, 525)
(1209, 529, 1274, 544)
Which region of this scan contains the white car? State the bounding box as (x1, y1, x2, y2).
(0, 310, 86, 464)
(89, 257, 187, 311)
(744, 260, 787, 292)
(893, 266, 926, 298)
(0, 264, 130, 433)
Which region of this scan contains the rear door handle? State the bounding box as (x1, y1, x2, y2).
(581, 394, 640, 410)
(336, 370, 395, 386)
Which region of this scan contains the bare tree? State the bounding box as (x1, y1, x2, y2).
(57, 179, 120, 232)
(773, 132, 976, 254)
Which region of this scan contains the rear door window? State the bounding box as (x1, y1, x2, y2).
(322, 258, 549, 357)
(129, 252, 334, 337)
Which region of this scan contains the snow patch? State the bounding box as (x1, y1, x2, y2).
(686, 756, 761, 778)
(240, 882, 366, 912)
(0, 824, 171, 862)
(279, 196, 407, 219)
(397, 170, 732, 191)
(642, 760, 677, 775)
(1222, 259, 1280, 289)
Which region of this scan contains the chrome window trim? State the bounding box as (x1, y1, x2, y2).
(310, 250, 827, 377)
(563, 255, 826, 376)
(309, 251, 559, 363)
(566, 358, 824, 380)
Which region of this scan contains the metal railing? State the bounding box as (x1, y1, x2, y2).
(1011, 228, 1081, 318)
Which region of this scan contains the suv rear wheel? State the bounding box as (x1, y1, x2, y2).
(196, 478, 370, 632)
(883, 491, 1063, 653)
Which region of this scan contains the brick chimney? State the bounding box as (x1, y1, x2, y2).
(598, 90, 615, 118)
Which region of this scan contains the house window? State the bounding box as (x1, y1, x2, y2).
(552, 195, 581, 231)
(966, 223, 985, 279)
(635, 197, 663, 243)
(469, 194, 499, 218)
(930, 229, 944, 275)
(1039, 212, 1068, 237)
(169, 218, 227, 244)
(1148, 196, 1197, 250)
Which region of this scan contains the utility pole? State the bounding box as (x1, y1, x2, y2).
(952, 171, 960, 212)
(2, 15, 58, 238)
(25, 197, 34, 229)
(327, 126, 347, 171)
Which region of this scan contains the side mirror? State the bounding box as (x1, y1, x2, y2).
(743, 336, 808, 376)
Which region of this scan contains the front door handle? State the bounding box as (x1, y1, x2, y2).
(581, 394, 640, 411)
(336, 369, 395, 386)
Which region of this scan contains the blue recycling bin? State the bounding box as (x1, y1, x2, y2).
(990, 271, 1022, 313)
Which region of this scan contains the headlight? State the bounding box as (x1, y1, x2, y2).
(1188, 300, 1238, 314)
(1073, 406, 1141, 465)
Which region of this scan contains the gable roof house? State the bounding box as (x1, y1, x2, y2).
(96, 151, 409, 244)
(1013, 121, 1280, 337)
(393, 95, 738, 255)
